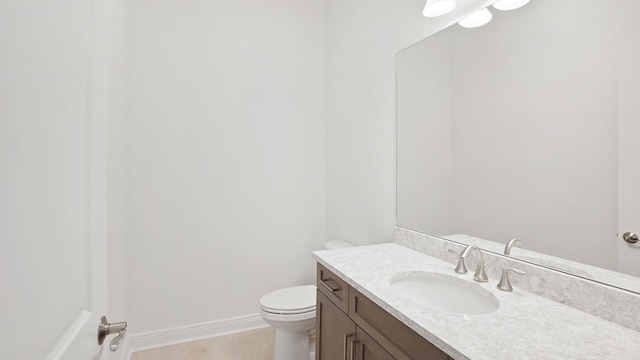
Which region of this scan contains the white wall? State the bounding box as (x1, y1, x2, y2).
(125, 0, 327, 332)
(325, 0, 494, 245)
(111, 0, 496, 334)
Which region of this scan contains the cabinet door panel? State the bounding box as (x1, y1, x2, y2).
(356, 326, 395, 360)
(316, 290, 356, 360)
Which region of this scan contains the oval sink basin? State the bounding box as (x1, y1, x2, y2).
(390, 272, 499, 315)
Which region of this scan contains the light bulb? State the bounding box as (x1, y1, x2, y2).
(492, 0, 530, 11)
(423, 0, 456, 17)
(458, 8, 493, 28)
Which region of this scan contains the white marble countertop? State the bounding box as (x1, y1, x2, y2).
(313, 243, 640, 360)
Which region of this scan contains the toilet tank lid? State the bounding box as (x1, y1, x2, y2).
(324, 240, 355, 249)
(260, 285, 316, 311)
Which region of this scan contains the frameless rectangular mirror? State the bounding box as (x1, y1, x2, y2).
(397, 0, 640, 293)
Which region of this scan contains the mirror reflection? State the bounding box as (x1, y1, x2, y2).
(396, 0, 640, 293)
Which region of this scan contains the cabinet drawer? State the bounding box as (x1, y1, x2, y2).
(349, 288, 449, 360)
(317, 263, 349, 313)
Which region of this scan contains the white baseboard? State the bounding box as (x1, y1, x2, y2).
(117, 313, 268, 360)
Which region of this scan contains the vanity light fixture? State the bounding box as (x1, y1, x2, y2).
(458, 8, 493, 28)
(423, 0, 456, 17)
(492, 0, 530, 11)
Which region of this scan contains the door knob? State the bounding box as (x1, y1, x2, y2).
(98, 316, 127, 351)
(623, 232, 639, 244)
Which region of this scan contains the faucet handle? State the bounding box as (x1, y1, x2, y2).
(448, 249, 468, 274)
(497, 268, 526, 292)
(474, 263, 489, 283)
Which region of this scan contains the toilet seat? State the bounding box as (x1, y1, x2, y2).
(261, 305, 315, 315)
(260, 307, 316, 323)
(260, 285, 316, 315)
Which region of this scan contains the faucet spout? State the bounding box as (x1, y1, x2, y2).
(504, 238, 523, 255)
(459, 245, 488, 282)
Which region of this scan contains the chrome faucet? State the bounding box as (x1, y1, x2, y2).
(504, 238, 523, 255)
(454, 245, 488, 282)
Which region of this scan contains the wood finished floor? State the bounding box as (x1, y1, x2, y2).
(131, 327, 275, 360)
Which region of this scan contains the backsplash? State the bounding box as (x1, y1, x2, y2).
(394, 227, 640, 332)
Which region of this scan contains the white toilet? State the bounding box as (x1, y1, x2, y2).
(259, 240, 354, 360)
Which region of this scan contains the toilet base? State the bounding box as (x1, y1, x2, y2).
(273, 328, 310, 360)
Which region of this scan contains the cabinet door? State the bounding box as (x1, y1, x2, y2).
(316, 290, 357, 360)
(355, 326, 395, 360)
(350, 288, 449, 360)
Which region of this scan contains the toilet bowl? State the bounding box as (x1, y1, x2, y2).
(260, 285, 317, 360)
(259, 240, 355, 360)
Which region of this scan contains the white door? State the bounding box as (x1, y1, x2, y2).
(617, 2, 640, 277)
(0, 0, 114, 359)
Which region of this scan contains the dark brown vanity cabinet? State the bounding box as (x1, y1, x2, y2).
(316, 263, 452, 360)
(316, 291, 394, 360)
